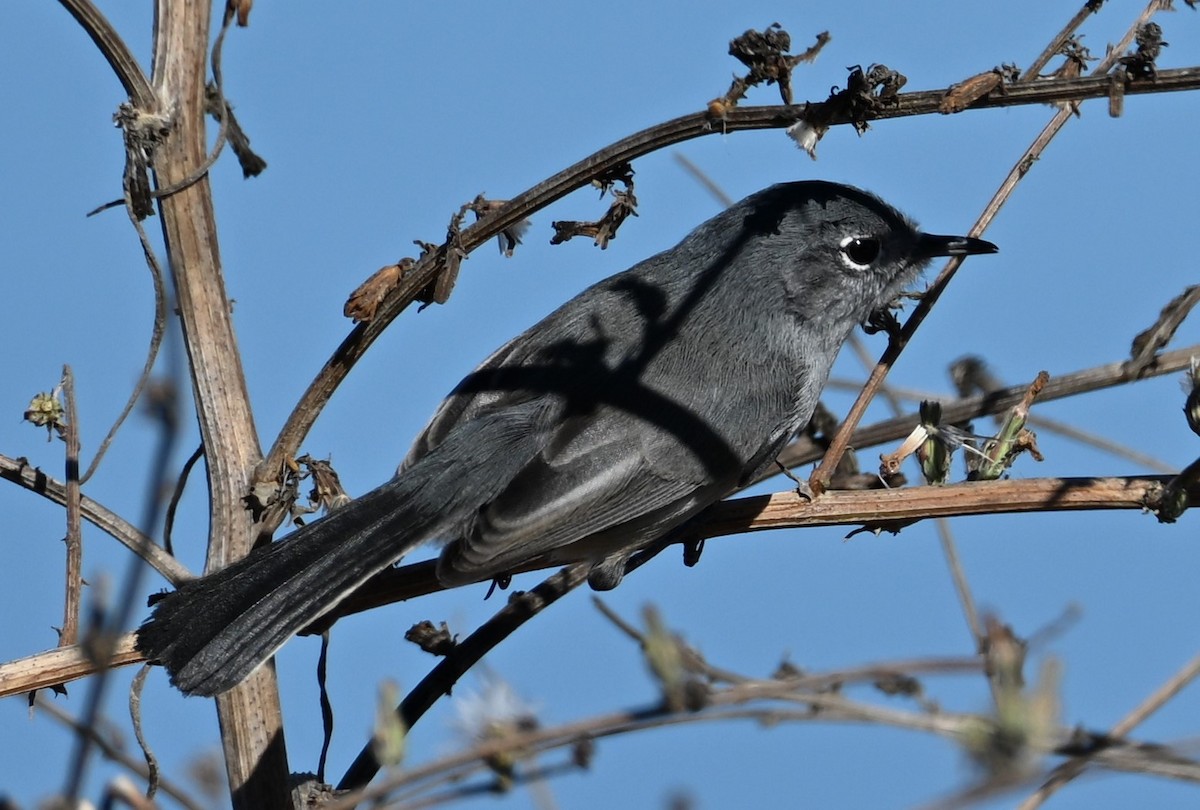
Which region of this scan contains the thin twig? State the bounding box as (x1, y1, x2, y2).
(393, 759, 581, 810)
(79, 193, 171, 485)
(0, 454, 189, 584)
(336, 678, 972, 807)
(62, 364, 180, 802)
(129, 665, 160, 800)
(822, 377, 1178, 474)
(143, 7, 237, 206)
(63, 181, 183, 798)
(337, 563, 592, 791)
(1019, 1, 1101, 82)
(60, 366, 84, 648)
(936, 525, 985, 645)
(846, 334, 987, 652)
(336, 659, 1198, 809)
(672, 153, 734, 206)
(259, 64, 1200, 481)
(781, 344, 1198, 473)
(163, 442, 204, 557)
(1112, 653, 1200, 738)
(591, 597, 645, 643)
(85, 5, 241, 219)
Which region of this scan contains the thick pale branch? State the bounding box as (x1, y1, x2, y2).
(701, 476, 1184, 539)
(0, 634, 140, 698)
(149, 0, 286, 806)
(310, 474, 1195, 629)
(7, 474, 1187, 696)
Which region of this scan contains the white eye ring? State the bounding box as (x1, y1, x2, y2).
(839, 235, 882, 269)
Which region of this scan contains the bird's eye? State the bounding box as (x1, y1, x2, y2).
(839, 236, 881, 268)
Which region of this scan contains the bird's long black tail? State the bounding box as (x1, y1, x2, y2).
(136, 409, 542, 696)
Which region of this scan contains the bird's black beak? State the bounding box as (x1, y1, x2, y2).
(916, 233, 999, 258)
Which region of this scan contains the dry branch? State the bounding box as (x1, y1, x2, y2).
(60, 366, 83, 647)
(259, 64, 1200, 479)
(0, 454, 190, 584)
(150, 2, 286, 806)
(780, 344, 1200, 472)
(5, 471, 1191, 701)
(0, 633, 141, 698)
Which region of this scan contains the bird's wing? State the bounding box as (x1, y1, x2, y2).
(436, 400, 730, 582)
(403, 259, 683, 473)
(408, 254, 807, 581)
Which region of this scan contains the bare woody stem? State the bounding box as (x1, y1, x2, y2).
(3, 472, 1192, 700)
(267, 473, 1200, 634)
(56, 0, 155, 107)
(149, 1, 287, 807)
(60, 366, 83, 648)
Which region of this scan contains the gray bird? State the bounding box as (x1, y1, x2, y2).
(136, 180, 997, 696)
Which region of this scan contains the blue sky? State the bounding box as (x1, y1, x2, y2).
(4, 2, 1200, 808)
